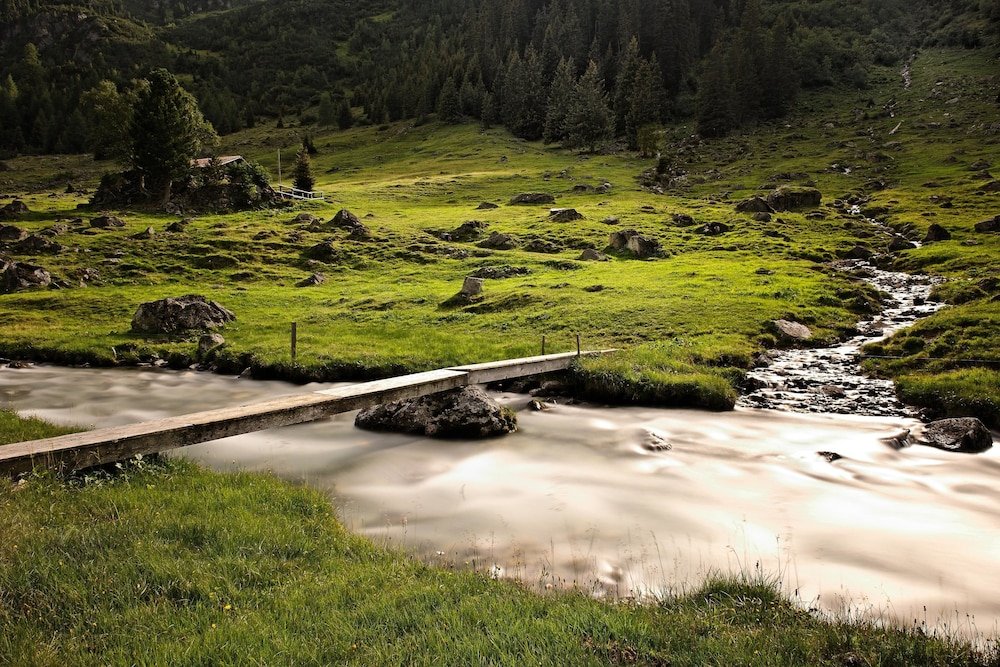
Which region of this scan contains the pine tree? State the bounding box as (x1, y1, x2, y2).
(337, 99, 354, 129)
(695, 46, 734, 138)
(613, 37, 641, 136)
(317, 92, 336, 126)
(543, 58, 576, 144)
(564, 60, 613, 152)
(292, 147, 314, 192)
(437, 76, 462, 123)
(129, 68, 218, 200)
(625, 56, 666, 149)
(480, 91, 497, 129)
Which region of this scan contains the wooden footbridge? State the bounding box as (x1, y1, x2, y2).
(0, 350, 613, 476)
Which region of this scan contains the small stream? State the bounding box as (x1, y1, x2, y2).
(740, 259, 943, 416)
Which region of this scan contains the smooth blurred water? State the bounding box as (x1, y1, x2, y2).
(2, 364, 998, 638)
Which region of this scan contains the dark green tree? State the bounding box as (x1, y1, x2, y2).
(437, 76, 462, 123)
(480, 91, 497, 129)
(543, 58, 576, 144)
(317, 92, 336, 126)
(337, 99, 354, 129)
(564, 60, 613, 152)
(129, 69, 217, 200)
(81, 80, 131, 160)
(695, 46, 735, 138)
(292, 147, 314, 192)
(625, 56, 666, 149)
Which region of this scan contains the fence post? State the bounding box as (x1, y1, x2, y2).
(541, 335, 546, 356)
(576, 334, 581, 357)
(291, 322, 298, 361)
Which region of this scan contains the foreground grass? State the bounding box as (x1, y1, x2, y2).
(0, 415, 996, 666)
(1, 444, 996, 665)
(1, 49, 997, 416)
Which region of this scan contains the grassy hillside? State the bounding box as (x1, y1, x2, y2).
(1, 48, 998, 418)
(0, 409, 995, 665)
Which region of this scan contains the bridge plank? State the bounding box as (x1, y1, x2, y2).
(0, 352, 612, 475)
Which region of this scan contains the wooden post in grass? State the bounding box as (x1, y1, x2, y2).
(291, 322, 298, 361)
(541, 335, 546, 356)
(576, 334, 581, 357)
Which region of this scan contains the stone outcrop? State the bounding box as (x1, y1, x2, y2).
(973, 215, 999, 233)
(0, 224, 27, 242)
(478, 232, 517, 250)
(548, 208, 583, 222)
(131, 295, 235, 334)
(768, 319, 812, 343)
(355, 386, 517, 439)
(735, 196, 774, 214)
(923, 223, 951, 242)
(0, 200, 29, 220)
(766, 186, 822, 211)
(0, 259, 51, 293)
(90, 215, 125, 229)
(509, 193, 555, 205)
(609, 229, 662, 258)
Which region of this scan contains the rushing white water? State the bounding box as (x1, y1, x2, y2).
(1, 364, 997, 639)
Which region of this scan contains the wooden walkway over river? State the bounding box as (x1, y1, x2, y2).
(0, 350, 612, 476)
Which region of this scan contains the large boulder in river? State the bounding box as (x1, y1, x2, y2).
(912, 418, 993, 454)
(509, 192, 555, 206)
(0, 259, 51, 293)
(766, 186, 822, 211)
(355, 386, 517, 439)
(131, 295, 235, 334)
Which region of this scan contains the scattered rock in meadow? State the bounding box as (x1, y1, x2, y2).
(478, 231, 518, 250)
(90, 215, 125, 229)
(132, 226, 155, 239)
(459, 276, 484, 297)
(304, 241, 341, 263)
(768, 319, 812, 343)
(578, 248, 609, 261)
(165, 219, 190, 233)
(767, 186, 822, 211)
(981, 180, 1000, 192)
(355, 386, 517, 439)
(0, 200, 29, 220)
(696, 222, 730, 236)
(293, 212, 319, 224)
(0, 224, 27, 242)
(442, 220, 488, 242)
(549, 208, 583, 222)
(197, 333, 226, 359)
(753, 212, 772, 222)
(608, 229, 662, 258)
(297, 272, 326, 287)
(923, 223, 951, 242)
(328, 208, 371, 239)
(476, 202, 499, 210)
(470, 265, 531, 279)
(974, 215, 999, 233)
(0, 259, 51, 293)
(912, 418, 993, 454)
(523, 238, 562, 254)
(671, 213, 696, 226)
(735, 196, 774, 214)
(13, 235, 63, 254)
(509, 192, 555, 205)
(600, 216, 620, 225)
(131, 295, 236, 334)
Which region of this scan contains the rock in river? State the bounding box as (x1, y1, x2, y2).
(131, 295, 236, 334)
(768, 319, 812, 343)
(355, 386, 517, 439)
(912, 418, 993, 454)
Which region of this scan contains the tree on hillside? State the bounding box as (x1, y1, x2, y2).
(695, 46, 734, 138)
(292, 147, 314, 192)
(563, 60, 613, 152)
(317, 92, 336, 126)
(337, 98, 354, 129)
(437, 76, 462, 123)
(543, 58, 576, 144)
(129, 68, 217, 201)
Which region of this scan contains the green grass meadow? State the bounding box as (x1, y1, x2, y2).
(1, 49, 998, 416)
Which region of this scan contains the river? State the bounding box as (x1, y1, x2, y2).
(1, 362, 998, 638)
